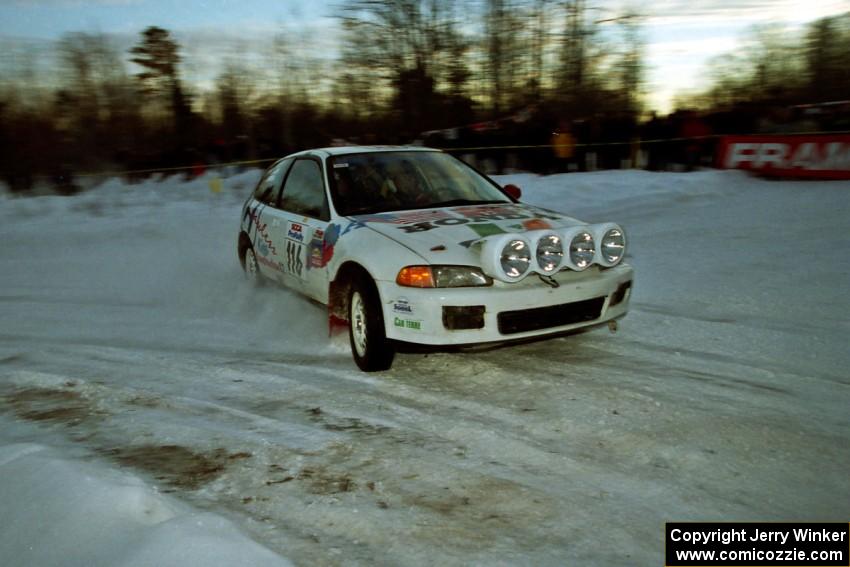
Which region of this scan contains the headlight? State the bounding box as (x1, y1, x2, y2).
(594, 223, 626, 267)
(500, 238, 532, 279)
(433, 266, 492, 287)
(533, 232, 564, 274)
(397, 266, 492, 288)
(564, 228, 595, 271)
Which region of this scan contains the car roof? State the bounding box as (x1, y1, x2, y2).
(293, 145, 441, 158)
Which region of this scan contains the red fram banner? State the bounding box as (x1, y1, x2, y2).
(717, 134, 850, 180)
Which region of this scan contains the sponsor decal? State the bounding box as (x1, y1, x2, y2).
(287, 222, 304, 242)
(317, 221, 367, 267)
(285, 240, 304, 277)
(257, 254, 284, 272)
(325, 223, 341, 246)
(309, 245, 323, 269)
(399, 222, 441, 233)
(245, 205, 277, 256)
(718, 135, 850, 180)
(396, 206, 564, 233)
(321, 223, 341, 267)
(310, 221, 366, 268)
(392, 298, 414, 314)
(522, 218, 553, 230)
(468, 223, 508, 237)
(342, 204, 567, 234)
(393, 317, 421, 331)
(340, 220, 367, 236)
(354, 210, 453, 225)
(308, 230, 324, 270)
(399, 218, 512, 233)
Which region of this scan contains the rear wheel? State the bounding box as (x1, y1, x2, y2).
(349, 277, 395, 372)
(243, 246, 264, 286)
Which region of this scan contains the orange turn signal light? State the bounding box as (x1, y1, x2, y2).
(396, 266, 435, 288)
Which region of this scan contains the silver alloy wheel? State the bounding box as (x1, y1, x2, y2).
(351, 290, 368, 358)
(245, 248, 260, 281)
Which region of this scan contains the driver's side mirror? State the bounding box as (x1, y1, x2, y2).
(503, 184, 522, 200)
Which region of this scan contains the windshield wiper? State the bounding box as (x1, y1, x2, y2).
(344, 206, 385, 216)
(345, 199, 508, 216)
(408, 199, 508, 210)
(432, 199, 507, 207)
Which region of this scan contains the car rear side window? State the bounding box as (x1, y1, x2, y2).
(253, 158, 291, 206)
(279, 159, 329, 220)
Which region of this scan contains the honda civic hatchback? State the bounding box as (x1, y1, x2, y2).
(238, 146, 633, 371)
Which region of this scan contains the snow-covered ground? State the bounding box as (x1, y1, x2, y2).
(1, 168, 848, 566)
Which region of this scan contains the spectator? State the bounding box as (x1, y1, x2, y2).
(551, 121, 575, 173)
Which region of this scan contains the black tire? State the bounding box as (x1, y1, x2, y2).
(348, 276, 395, 372)
(242, 245, 265, 287)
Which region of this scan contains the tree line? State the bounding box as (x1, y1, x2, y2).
(0, 2, 847, 192)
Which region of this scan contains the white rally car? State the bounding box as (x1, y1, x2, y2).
(238, 146, 633, 371)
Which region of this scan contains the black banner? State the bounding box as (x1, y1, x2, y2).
(666, 523, 849, 566)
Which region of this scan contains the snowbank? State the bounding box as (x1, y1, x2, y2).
(0, 442, 292, 567)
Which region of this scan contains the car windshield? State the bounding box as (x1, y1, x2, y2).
(327, 151, 512, 216)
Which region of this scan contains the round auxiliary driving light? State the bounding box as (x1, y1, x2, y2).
(567, 230, 595, 271)
(595, 223, 626, 267)
(500, 238, 532, 279)
(535, 233, 564, 274)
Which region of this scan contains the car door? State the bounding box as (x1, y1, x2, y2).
(267, 156, 331, 302)
(245, 158, 292, 280)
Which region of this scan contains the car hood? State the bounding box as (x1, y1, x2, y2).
(348, 203, 586, 265)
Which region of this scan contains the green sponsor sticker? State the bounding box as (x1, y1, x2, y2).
(468, 223, 508, 237)
(394, 317, 421, 331)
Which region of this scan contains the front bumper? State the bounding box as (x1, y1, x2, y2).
(376, 263, 633, 346)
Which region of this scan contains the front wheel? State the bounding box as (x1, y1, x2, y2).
(348, 278, 395, 372)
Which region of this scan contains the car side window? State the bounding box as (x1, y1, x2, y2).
(253, 159, 291, 206)
(279, 159, 329, 220)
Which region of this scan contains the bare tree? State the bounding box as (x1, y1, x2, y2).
(53, 32, 144, 172)
(560, 0, 589, 97)
(336, 0, 471, 136)
(613, 12, 644, 115)
(806, 14, 850, 103)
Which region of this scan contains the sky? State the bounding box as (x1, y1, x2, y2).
(1, 0, 848, 112)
